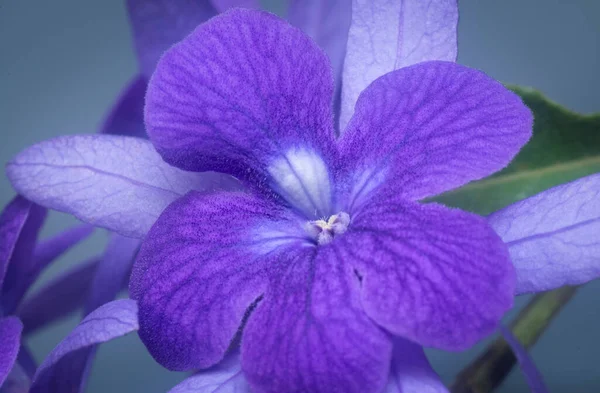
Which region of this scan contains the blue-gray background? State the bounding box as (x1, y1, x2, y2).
(1, 1, 599, 392)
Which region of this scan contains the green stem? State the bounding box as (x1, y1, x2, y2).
(450, 286, 578, 393)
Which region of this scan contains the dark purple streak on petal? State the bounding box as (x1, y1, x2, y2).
(100, 75, 147, 138)
(0, 317, 23, 387)
(17, 258, 100, 335)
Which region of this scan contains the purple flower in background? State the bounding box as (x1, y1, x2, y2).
(0, 197, 92, 390)
(124, 8, 531, 393)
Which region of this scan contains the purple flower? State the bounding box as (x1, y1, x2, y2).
(121, 9, 532, 393)
(0, 197, 92, 390)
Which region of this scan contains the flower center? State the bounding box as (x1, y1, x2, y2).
(306, 212, 350, 245)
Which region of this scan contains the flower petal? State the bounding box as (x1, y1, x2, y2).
(34, 235, 140, 393)
(288, 0, 352, 123)
(4, 224, 94, 314)
(211, 0, 260, 13)
(242, 243, 392, 393)
(6, 134, 239, 239)
(340, 0, 458, 129)
(168, 353, 250, 393)
(0, 317, 23, 387)
(126, 0, 217, 78)
(145, 9, 337, 214)
(383, 338, 448, 393)
(339, 196, 515, 350)
(17, 258, 100, 335)
(130, 191, 306, 371)
(489, 173, 600, 294)
(1, 199, 46, 313)
(0, 196, 42, 291)
(100, 75, 147, 138)
(499, 325, 548, 393)
(29, 299, 139, 393)
(339, 61, 532, 208)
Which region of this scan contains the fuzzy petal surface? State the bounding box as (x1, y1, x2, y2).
(29, 299, 139, 393)
(6, 135, 239, 239)
(17, 258, 100, 335)
(339, 61, 532, 209)
(490, 173, 600, 294)
(168, 353, 250, 393)
(145, 9, 337, 213)
(241, 243, 392, 393)
(500, 326, 548, 393)
(100, 75, 147, 138)
(338, 195, 515, 351)
(340, 0, 458, 129)
(0, 317, 23, 387)
(383, 338, 448, 393)
(126, 0, 217, 78)
(130, 191, 306, 371)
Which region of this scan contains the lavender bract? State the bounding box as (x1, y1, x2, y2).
(128, 8, 531, 393)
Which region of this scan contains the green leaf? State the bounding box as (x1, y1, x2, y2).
(432, 86, 600, 215)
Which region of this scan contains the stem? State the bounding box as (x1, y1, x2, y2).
(450, 286, 578, 393)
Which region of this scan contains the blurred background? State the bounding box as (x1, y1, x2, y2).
(0, 0, 599, 392)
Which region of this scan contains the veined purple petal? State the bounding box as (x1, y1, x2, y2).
(6, 134, 239, 239)
(211, 0, 260, 13)
(38, 235, 140, 393)
(29, 299, 139, 393)
(130, 191, 306, 371)
(489, 173, 600, 294)
(383, 339, 448, 393)
(1, 199, 46, 314)
(145, 9, 338, 217)
(0, 196, 39, 291)
(168, 353, 250, 393)
(17, 258, 100, 336)
(0, 317, 23, 387)
(338, 195, 515, 351)
(100, 75, 147, 138)
(499, 325, 548, 393)
(340, 0, 458, 129)
(338, 61, 532, 208)
(126, 0, 217, 78)
(242, 241, 392, 393)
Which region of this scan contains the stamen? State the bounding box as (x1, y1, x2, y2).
(306, 212, 350, 245)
